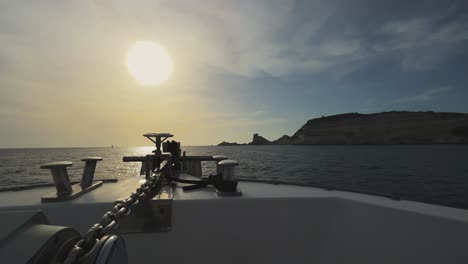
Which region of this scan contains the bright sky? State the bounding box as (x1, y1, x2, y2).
(1, 0, 468, 147)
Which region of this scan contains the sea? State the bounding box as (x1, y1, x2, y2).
(1, 145, 468, 209)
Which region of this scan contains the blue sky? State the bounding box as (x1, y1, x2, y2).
(1, 0, 468, 147)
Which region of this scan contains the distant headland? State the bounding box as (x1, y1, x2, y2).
(218, 111, 468, 145)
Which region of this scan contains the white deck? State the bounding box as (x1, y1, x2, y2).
(1, 175, 468, 263)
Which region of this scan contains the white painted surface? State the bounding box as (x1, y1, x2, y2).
(0, 175, 467, 263)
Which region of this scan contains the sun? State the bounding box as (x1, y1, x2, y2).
(126, 41, 173, 86)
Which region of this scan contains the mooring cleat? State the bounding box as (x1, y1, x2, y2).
(40, 161, 74, 196)
(81, 157, 103, 189)
(40, 159, 103, 203)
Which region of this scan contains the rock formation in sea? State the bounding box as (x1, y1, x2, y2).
(248, 133, 271, 145)
(217, 111, 468, 145)
(217, 141, 243, 146)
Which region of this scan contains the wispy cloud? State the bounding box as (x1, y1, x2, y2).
(0, 0, 362, 80)
(2, 0, 467, 80)
(395, 86, 452, 104)
(374, 7, 468, 72)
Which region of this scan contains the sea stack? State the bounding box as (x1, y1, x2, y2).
(249, 133, 271, 145)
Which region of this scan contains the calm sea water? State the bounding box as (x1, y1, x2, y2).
(1, 145, 468, 209)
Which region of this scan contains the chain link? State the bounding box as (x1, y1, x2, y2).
(62, 169, 164, 263)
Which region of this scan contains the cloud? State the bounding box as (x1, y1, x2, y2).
(1, 0, 468, 146)
(3, 0, 467, 81)
(379, 18, 431, 37)
(164, 0, 363, 77)
(395, 86, 452, 104)
(0, 0, 356, 81)
(374, 10, 468, 71)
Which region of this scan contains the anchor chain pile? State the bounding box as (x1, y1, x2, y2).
(63, 170, 164, 264)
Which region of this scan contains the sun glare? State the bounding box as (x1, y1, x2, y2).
(126, 41, 173, 86)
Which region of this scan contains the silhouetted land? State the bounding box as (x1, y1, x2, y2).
(218, 111, 468, 145)
(218, 141, 246, 146)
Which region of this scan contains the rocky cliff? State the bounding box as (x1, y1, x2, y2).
(218, 111, 468, 145)
(287, 111, 468, 144)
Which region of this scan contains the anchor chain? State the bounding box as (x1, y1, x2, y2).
(62, 171, 163, 264)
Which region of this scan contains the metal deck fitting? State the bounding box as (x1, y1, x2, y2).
(40, 158, 104, 202)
